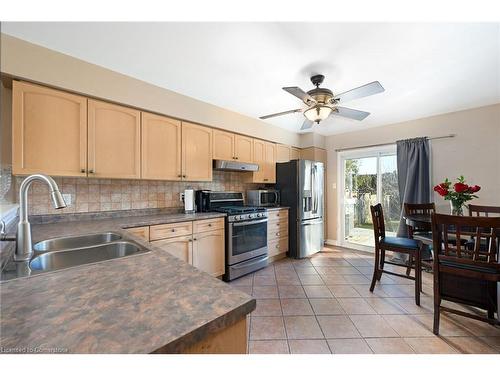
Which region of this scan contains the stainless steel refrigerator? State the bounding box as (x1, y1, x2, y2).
(276, 159, 324, 258)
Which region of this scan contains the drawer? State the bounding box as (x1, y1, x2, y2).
(150, 221, 193, 241)
(267, 218, 287, 233)
(268, 221, 288, 240)
(125, 226, 150, 241)
(193, 217, 225, 233)
(268, 237, 288, 257)
(268, 209, 288, 222)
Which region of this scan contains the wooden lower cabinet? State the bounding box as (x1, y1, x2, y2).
(267, 209, 289, 258)
(148, 219, 225, 277)
(193, 228, 225, 277)
(180, 317, 248, 354)
(152, 235, 193, 264)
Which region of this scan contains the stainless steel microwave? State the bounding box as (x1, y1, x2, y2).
(247, 190, 280, 207)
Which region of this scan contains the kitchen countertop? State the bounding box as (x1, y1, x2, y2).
(266, 206, 289, 211)
(0, 211, 256, 354)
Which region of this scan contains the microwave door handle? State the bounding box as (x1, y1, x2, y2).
(274, 191, 279, 205)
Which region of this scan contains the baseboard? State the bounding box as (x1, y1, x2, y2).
(324, 239, 339, 246)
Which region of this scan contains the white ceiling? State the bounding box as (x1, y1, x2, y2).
(2, 22, 499, 136)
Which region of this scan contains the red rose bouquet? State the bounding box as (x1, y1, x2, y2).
(433, 176, 480, 215)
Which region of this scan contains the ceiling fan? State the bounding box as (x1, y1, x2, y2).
(260, 74, 385, 130)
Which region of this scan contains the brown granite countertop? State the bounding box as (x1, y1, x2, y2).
(0, 211, 255, 354)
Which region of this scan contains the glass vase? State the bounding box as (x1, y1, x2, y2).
(450, 200, 464, 216)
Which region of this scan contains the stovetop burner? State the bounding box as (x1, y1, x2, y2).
(214, 205, 266, 215)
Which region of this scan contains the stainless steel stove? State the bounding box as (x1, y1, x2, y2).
(195, 191, 269, 281)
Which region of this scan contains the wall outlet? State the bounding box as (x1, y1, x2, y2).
(62, 193, 72, 206)
(180, 193, 185, 202)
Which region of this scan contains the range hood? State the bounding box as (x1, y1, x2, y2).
(213, 159, 259, 172)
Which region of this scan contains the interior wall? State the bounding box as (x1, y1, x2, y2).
(0, 33, 302, 147)
(325, 103, 500, 242)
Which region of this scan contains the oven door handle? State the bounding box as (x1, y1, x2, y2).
(232, 218, 268, 227)
(231, 255, 269, 269)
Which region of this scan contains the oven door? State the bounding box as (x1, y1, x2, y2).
(227, 218, 268, 265)
(260, 191, 280, 207)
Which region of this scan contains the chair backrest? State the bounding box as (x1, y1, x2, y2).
(431, 213, 500, 269)
(404, 202, 435, 216)
(370, 204, 385, 243)
(468, 204, 500, 217)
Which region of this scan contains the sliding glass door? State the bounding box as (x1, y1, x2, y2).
(340, 146, 399, 251)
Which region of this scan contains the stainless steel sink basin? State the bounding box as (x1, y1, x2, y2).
(29, 241, 149, 273)
(33, 232, 122, 252)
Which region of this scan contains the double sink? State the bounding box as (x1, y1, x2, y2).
(2, 232, 150, 280)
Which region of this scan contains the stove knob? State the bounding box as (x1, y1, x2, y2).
(249, 214, 254, 219)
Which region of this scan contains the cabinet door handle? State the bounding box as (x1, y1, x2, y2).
(171, 229, 175, 232)
(81, 169, 86, 173)
(264, 178, 268, 182)
(177, 174, 182, 178)
(208, 223, 212, 227)
(193, 238, 197, 241)
(183, 175, 187, 178)
(235, 156, 239, 160)
(89, 170, 95, 174)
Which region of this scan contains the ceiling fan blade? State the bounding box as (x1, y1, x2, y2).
(300, 119, 314, 130)
(282, 87, 316, 104)
(334, 81, 385, 103)
(260, 108, 302, 120)
(332, 106, 370, 121)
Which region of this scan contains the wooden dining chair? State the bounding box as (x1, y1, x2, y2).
(370, 203, 423, 305)
(404, 202, 435, 275)
(469, 204, 500, 217)
(431, 213, 500, 335)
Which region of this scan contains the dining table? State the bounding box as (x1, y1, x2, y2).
(404, 211, 500, 313)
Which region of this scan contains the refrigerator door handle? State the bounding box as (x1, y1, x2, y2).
(312, 165, 318, 214)
(300, 218, 323, 226)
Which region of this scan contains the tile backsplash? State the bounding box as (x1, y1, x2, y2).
(16, 171, 266, 216)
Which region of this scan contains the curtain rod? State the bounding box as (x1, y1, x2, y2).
(334, 134, 456, 152)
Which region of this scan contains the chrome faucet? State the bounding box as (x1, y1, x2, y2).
(15, 174, 66, 261)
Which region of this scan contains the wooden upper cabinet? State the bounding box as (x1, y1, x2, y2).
(142, 112, 182, 180)
(182, 122, 213, 181)
(290, 147, 301, 160)
(88, 99, 141, 179)
(234, 134, 253, 163)
(264, 141, 277, 183)
(251, 139, 266, 182)
(213, 129, 234, 161)
(300, 147, 327, 164)
(250, 140, 276, 183)
(213, 131, 253, 163)
(276, 144, 291, 163)
(12, 81, 87, 176)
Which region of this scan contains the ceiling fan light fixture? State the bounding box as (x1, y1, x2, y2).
(304, 105, 332, 123)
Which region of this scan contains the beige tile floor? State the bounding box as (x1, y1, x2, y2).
(229, 246, 500, 354)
